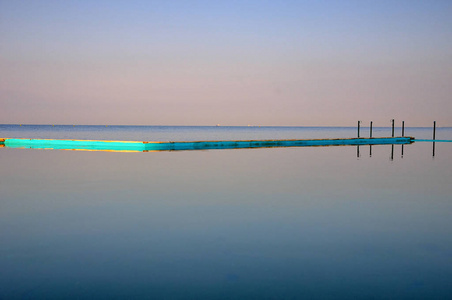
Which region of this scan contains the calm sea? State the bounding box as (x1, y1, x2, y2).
(1, 125, 451, 299)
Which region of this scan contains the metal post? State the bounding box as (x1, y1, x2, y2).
(433, 121, 436, 157)
(369, 121, 373, 157)
(401, 121, 405, 158)
(391, 119, 394, 137)
(433, 121, 436, 140)
(358, 121, 361, 138)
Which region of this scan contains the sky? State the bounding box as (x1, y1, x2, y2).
(1, 0, 451, 126)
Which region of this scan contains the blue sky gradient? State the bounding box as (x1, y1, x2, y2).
(1, 0, 451, 125)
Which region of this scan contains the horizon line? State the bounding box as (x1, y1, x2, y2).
(1, 124, 450, 128)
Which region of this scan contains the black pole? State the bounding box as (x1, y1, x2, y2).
(433, 121, 436, 157)
(391, 119, 395, 137)
(369, 121, 373, 157)
(433, 121, 436, 140)
(401, 121, 405, 157)
(358, 121, 361, 138)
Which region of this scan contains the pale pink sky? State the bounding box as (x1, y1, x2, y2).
(1, 1, 451, 126)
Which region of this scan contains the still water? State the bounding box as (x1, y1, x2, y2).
(1, 125, 451, 299)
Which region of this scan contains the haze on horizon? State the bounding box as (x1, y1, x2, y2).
(1, 0, 451, 127)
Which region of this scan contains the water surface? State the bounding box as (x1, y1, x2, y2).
(1, 126, 451, 299)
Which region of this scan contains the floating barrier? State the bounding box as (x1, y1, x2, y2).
(0, 137, 414, 152)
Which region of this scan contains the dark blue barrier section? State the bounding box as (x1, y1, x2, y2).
(1, 137, 414, 152)
(144, 137, 413, 151)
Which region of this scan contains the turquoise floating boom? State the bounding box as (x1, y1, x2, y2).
(0, 137, 414, 152)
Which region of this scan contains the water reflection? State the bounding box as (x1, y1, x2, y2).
(391, 144, 394, 161)
(357, 142, 447, 161)
(3, 138, 448, 162)
(1, 130, 451, 299)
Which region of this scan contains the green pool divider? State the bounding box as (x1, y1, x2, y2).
(1, 137, 414, 152)
(2, 138, 146, 151)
